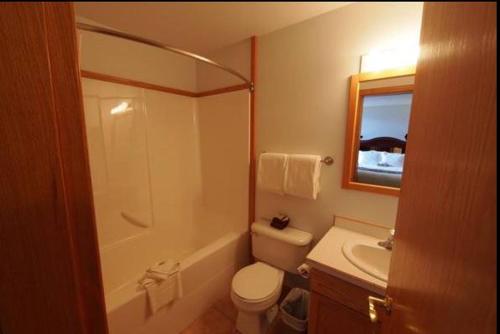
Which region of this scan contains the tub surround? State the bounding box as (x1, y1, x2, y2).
(81, 22, 252, 333)
(81, 24, 252, 300)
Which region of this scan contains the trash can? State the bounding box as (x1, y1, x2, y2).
(279, 287, 310, 332)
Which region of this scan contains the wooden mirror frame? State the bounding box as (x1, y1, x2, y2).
(342, 66, 416, 197)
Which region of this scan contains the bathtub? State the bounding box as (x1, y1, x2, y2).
(105, 231, 249, 334)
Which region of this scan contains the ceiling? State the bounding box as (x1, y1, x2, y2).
(74, 2, 350, 53)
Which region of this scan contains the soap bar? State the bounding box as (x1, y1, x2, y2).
(270, 215, 290, 230)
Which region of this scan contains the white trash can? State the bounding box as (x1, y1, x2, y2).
(279, 288, 310, 332)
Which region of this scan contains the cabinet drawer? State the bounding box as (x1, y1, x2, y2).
(310, 268, 383, 316)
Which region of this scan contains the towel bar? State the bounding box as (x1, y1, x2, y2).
(321, 156, 334, 166)
(260, 152, 334, 166)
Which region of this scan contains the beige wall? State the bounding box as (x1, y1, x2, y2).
(196, 39, 251, 92)
(83, 79, 249, 294)
(196, 91, 251, 242)
(255, 2, 423, 241)
(78, 17, 197, 92)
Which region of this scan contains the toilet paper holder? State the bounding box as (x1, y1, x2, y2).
(297, 263, 311, 279)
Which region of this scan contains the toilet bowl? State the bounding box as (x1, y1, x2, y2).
(231, 261, 284, 334)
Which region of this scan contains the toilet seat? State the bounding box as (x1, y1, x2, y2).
(232, 262, 284, 303)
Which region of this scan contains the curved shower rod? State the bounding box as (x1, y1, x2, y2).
(76, 22, 254, 91)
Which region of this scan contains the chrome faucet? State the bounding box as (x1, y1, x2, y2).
(378, 229, 395, 250)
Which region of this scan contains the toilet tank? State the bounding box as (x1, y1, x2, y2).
(251, 220, 313, 273)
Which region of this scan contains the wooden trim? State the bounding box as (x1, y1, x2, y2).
(342, 68, 415, 197)
(81, 70, 198, 97)
(81, 69, 250, 98)
(196, 83, 249, 97)
(359, 84, 415, 97)
(248, 36, 257, 259)
(344, 181, 400, 196)
(343, 74, 361, 190)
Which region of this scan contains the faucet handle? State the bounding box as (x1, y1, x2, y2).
(389, 229, 395, 237)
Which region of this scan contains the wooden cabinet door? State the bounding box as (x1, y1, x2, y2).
(309, 291, 378, 334)
(383, 3, 496, 334)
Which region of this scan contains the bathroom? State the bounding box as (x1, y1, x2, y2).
(0, 2, 496, 334)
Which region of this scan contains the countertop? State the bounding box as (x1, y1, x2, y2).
(306, 226, 388, 296)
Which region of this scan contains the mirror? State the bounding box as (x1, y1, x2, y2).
(343, 67, 415, 196)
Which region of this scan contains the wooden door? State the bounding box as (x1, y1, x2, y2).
(0, 3, 108, 333)
(382, 3, 496, 334)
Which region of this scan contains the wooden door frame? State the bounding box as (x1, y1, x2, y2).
(0, 3, 108, 333)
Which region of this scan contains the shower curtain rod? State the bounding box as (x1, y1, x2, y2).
(76, 22, 254, 91)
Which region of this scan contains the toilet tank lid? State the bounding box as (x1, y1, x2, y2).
(251, 220, 313, 246)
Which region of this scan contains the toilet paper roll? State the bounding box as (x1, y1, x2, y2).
(297, 263, 311, 279)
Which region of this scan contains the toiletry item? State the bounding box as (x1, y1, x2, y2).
(270, 215, 290, 230)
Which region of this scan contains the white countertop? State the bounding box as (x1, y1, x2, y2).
(306, 226, 388, 296)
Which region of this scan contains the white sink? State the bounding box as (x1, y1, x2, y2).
(341, 240, 391, 282)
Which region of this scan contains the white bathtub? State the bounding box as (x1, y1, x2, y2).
(105, 231, 249, 334)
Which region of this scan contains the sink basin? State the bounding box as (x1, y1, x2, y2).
(341, 240, 391, 282)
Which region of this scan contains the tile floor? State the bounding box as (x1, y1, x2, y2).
(180, 287, 303, 334)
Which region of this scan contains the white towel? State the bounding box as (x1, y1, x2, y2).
(146, 260, 179, 281)
(140, 260, 183, 314)
(284, 154, 321, 200)
(257, 153, 288, 195)
(141, 274, 182, 314)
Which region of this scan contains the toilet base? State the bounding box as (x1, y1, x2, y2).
(235, 305, 277, 334)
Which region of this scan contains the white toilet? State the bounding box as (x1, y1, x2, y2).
(231, 220, 313, 334)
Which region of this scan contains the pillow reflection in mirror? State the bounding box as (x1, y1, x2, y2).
(378, 152, 405, 167)
(358, 150, 382, 167)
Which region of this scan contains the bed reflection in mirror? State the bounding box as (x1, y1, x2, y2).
(343, 67, 415, 196)
(356, 92, 412, 188)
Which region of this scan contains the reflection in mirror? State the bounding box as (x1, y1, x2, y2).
(356, 92, 412, 188)
(343, 67, 415, 196)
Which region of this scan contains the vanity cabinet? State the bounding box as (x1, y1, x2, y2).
(308, 268, 382, 334)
